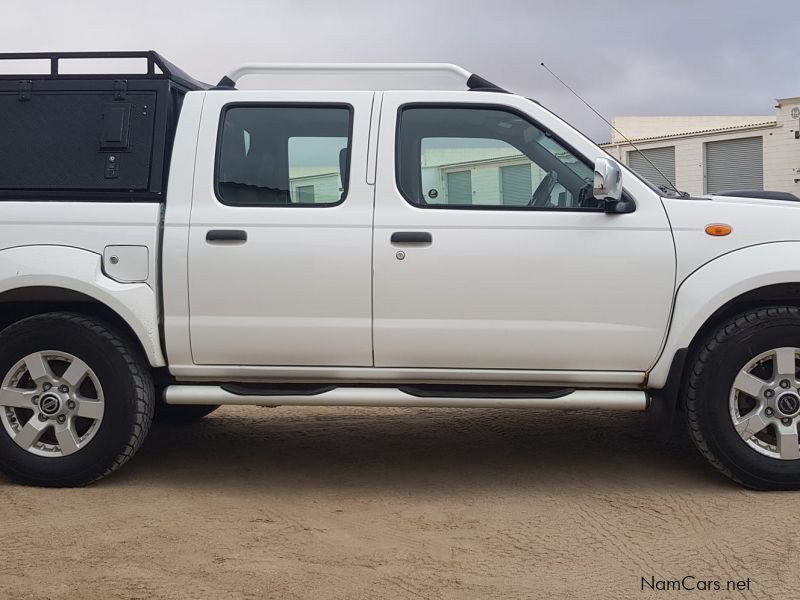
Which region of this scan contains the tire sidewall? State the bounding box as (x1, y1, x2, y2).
(0, 314, 148, 485)
(693, 313, 800, 486)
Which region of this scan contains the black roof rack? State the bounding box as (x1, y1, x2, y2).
(0, 50, 210, 90)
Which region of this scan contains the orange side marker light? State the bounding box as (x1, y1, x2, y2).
(705, 224, 732, 237)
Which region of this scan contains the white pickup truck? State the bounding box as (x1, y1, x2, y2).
(1, 52, 799, 489)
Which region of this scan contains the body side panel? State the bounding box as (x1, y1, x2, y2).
(0, 245, 165, 365)
(649, 241, 800, 387)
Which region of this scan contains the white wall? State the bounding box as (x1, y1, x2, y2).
(604, 125, 786, 196)
(471, 166, 501, 204)
(764, 98, 800, 192)
(289, 171, 340, 203)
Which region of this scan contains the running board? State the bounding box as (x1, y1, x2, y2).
(164, 385, 648, 410)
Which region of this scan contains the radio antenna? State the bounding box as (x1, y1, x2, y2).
(540, 62, 683, 196)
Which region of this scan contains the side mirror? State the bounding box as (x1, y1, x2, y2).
(593, 158, 635, 213)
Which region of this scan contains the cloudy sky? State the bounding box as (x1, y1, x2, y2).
(1, 0, 795, 141)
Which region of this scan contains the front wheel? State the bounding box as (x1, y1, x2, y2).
(0, 313, 154, 487)
(686, 306, 800, 489)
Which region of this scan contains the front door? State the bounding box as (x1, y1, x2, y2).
(188, 91, 375, 366)
(372, 92, 676, 372)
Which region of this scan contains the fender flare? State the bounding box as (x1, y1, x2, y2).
(0, 245, 165, 367)
(649, 241, 800, 388)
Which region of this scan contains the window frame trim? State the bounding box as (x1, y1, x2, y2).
(394, 102, 607, 212)
(214, 101, 355, 208)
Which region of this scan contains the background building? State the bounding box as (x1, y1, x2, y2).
(291, 98, 800, 203)
(602, 98, 800, 196)
(290, 144, 583, 206)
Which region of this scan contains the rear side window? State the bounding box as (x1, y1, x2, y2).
(216, 105, 352, 206)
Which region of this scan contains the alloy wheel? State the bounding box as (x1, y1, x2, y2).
(0, 351, 104, 457)
(729, 347, 800, 460)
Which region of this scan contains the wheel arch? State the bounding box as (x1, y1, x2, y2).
(0, 286, 147, 360)
(650, 242, 800, 392)
(0, 246, 165, 367)
(683, 282, 800, 360)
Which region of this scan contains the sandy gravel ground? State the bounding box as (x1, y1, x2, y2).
(1, 405, 798, 600)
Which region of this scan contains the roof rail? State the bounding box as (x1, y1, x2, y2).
(217, 62, 507, 92)
(0, 51, 209, 90)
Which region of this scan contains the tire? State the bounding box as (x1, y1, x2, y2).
(154, 402, 219, 423)
(0, 312, 154, 487)
(686, 306, 800, 489)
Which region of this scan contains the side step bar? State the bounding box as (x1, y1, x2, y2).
(164, 385, 648, 410)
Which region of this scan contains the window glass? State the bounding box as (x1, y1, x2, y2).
(296, 184, 315, 203)
(446, 170, 472, 204)
(217, 106, 351, 206)
(398, 107, 597, 210)
(288, 136, 348, 204)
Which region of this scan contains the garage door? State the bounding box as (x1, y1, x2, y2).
(628, 146, 676, 189)
(501, 164, 533, 205)
(446, 170, 472, 204)
(706, 137, 763, 193)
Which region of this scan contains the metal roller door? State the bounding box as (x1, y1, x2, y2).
(501, 164, 533, 205)
(706, 137, 763, 193)
(628, 146, 676, 188)
(446, 170, 472, 204)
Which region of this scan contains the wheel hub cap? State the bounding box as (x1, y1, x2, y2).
(38, 393, 62, 416)
(777, 392, 800, 417)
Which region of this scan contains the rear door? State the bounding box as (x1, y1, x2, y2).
(187, 91, 375, 366)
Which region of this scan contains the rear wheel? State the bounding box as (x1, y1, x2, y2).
(686, 306, 800, 489)
(0, 313, 154, 487)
